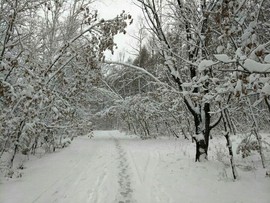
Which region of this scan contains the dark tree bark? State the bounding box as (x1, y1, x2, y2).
(10, 120, 25, 168)
(222, 109, 238, 179)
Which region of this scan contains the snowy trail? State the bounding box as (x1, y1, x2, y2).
(1, 132, 119, 203)
(1, 131, 270, 203)
(114, 139, 134, 203)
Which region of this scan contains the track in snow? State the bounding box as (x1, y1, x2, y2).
(114, 139, 135, 203)
(1, 132, 119, 203)
(2, 131, 269, 203)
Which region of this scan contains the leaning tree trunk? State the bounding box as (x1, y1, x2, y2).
(10, 120, 25, 168)
(222, 109, 238, 179)
(247, 97, 266, 168)
(253, 129, 266, 168)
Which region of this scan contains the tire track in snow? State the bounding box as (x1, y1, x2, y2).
(114, 139, 135, 203)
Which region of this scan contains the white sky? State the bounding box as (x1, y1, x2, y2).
(93, 0, 143, 61)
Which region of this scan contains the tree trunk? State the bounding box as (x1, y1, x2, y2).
(10, 120, 25, 168)
(0, 136, 10, 159)
(143, 119, 150, 137)
(194, 135, 208, 162)
(31, 137, 38, 155)
(253, 129, 266, 168)
(247, 97, 266, 168)
(181, 128, 189, 140)
(224, 132, 238, 179)
(224, 109, 236, 135)
(222, 109, 238, 179)
(193, 103, 211, 162)
(138, 119, 147, 138)
(131, 122, 137, 135)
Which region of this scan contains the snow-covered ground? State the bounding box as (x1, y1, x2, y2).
(1, 130, 270, 203)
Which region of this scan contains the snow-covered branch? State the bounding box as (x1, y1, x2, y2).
(46, 55, 76, 85)
(104, 60, 163, 84)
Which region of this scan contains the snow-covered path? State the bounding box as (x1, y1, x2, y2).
(1, 131, 270, 203)
(1, 131, 121, 203)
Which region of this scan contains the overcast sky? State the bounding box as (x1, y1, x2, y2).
(93, 0, 143, 61)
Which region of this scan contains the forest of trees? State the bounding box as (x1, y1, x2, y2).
(0, 0, 132, 175)
(1, 0, 270, 179)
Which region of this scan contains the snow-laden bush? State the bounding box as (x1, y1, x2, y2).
(236, 137, 260, 158)
(57, 137, 72, 149)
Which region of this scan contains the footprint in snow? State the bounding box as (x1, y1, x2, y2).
(114, 139, 135, 203)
